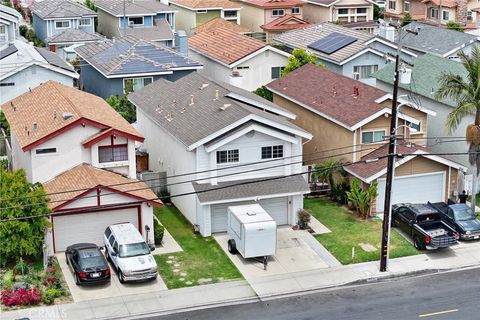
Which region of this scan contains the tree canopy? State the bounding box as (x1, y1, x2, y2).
(281, 48, 324, 76)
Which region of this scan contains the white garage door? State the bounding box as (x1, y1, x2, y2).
(376, 172, 445, 213)
(53, 208, 139, 252)
(210, 197, 288, 233)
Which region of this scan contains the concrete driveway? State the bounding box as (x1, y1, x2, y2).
(57, 252, 168, 302)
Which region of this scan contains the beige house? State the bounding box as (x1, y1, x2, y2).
(302, 0, 375, 24)
(266, 63, 465, 213)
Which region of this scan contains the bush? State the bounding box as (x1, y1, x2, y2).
(19, 25, 28, 37)
(14, 259, 29, 277)
(154, 219, 165, 245)
(2, 270, 14, 289)
(297, 209, 311, 230)
(446, 21, 464, 32)
(158, 188, 171, 203)
(1, 287, 42, 306)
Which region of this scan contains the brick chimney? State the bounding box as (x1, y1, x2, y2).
(455, 0, 468, 26)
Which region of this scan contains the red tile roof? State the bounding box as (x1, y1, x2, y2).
(193, 17, 252, 34)
(243, 0, 304, 8)
(267, 63, 388, 129)
(189, 28, 266, 65)
(261, 14, 311, 31)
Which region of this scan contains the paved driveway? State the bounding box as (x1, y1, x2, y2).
(57, 252, 168, 302)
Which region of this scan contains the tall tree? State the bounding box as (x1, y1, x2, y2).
(435, 46, 480, 210)
(281, 48, 324, 76)
(311, 159, 345, 191)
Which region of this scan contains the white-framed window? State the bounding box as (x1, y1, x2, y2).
(388, 0, 396, 10)
(0, 25, 6, 43)
(430, 8, 437, 18)
(353, 65, 378, 79)
(99, 145, 128, 163)
(442, 10, 449, 20)
(404, 1, 410, 12)
(55, 20, 70, 29)
(35, 148, 57, 155)
(223, 10, 237, 18)
(128, 17, 143, 26)
(338, 8, 349, 15)
(357, 8, 367, 14)
(0, 82, 14, 87)
(79, 18, 91, 26)
(468, 10, 473, 20)
(361, 130, 386, 144)
(406, 120, 421, 132)
(291, 7, 300, 14)
(123, 77, 153, 93)
(272, 9, 285, 17)
(261, 145, 284, 159)
(271, 66, 284, 79)
(216, 149, 239, 164)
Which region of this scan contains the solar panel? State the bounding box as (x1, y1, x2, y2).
(307, 32, 357, 55)
(0, 45, 18, 60)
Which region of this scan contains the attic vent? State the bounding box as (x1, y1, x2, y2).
(220, 104, 231, 111)
(62, 112, 73, 120)
(246, 211, 256, 216)
(199, 83, 209, 90)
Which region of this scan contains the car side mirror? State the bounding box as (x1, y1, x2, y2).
(111, 251, 117, 257)
(149, 244, 155, 252)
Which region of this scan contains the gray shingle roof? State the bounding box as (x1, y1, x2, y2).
(75, 35, 201, 77)
(95, 0, 174, 16)
(0, 44, 17, 60)
(193, 175, 310, 203)
(31, 0, 96, 19)
(45, 29, 103, 45)
(128, 72, 308, 147)
(35, 47, 75, 72)
(274, 22, 375, 64)
(399, 22, 479, 57)
(121, 20, 174, 41)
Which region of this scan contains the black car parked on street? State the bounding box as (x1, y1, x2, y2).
(65, 243, 111, 285)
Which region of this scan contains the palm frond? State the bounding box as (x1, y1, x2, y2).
(446, 101, 476, 132)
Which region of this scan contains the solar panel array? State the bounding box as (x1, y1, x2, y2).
(307, 32, 357, 55)
(0, 45, 18, 60)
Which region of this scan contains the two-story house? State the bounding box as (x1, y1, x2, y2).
(96, 0, 177, 47)
(75, 35, 202, 99)
(302, 0, 375, 24)
(266, 63, 465, 213)
(0, 4, 21, 50)
(188, 27, 290, 91)
(31, 0, 102, 55)
(234, 0, 311, 43)
(130, 72, 312, 236)
(1, 81, 161, 253)
(169, 0, 242, 35)
(274, 22, 417, 85)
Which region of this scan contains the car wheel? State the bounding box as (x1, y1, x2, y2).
(228, 239, 237, 254)
(391, 217, 398, 227)
(118, 269, 126, 284)
(413, 237, 422, 250)
(74, 273, 81, 285)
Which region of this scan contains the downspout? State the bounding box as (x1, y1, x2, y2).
(353, 129, 357, 162)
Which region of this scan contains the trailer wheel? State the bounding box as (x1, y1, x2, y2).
(228, 239, 237, 254)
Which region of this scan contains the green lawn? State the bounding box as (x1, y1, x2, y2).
(305, 198, 419, 265)
(154, 206, 242, 289)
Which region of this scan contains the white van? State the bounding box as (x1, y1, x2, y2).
(104, 223, 157, 283)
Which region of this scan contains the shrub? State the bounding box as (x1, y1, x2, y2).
(14, 259, 29, 277)
(297, 209, 311, 230)
(19, 25, 28, 37)
(154, 219, 165, 245)
(446, 21, 464, 32)
(1, 287, 42, 306)
(45, 266, 57, 275)
(2, 270, 14, 289)
(158, 188, 171, 203)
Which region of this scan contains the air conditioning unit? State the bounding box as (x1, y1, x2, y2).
(353, 72, 360, 80)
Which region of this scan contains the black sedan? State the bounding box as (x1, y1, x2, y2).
(65, 243, 111, 285)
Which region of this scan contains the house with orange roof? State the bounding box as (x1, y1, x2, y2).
(188, 27, 290, 91)
(192, 17, 252, 34)
(302, 0, 375, 26)
(2, 81, 161, 253)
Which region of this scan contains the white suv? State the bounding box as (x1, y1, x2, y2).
(104, 223, 158, 283)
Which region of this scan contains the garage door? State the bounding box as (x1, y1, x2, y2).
(376, 172, 445, 213)
(53, 208, 139, 252)
(211, 197, 288, 233)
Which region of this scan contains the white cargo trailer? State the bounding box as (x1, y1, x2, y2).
(227, 204, 277, 270)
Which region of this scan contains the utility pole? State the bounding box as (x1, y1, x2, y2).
(438, 0, 442, 27)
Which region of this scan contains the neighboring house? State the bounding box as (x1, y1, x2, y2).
(397, 22, 480, 61)
(1, 81, 161, 253)
(234, 0, 311, 43)
(274, 22, 417, 85)
(30, 0, 101, 55)
(188, 27, 290, 91)
(0, 40, 78, 104)
(130, 72, 313, 236)
(266, 63, 464, 214)
(75, 35, 202, 99)
(302, 0, 375, 25)
(169, 0, 241, 35)
(373, 53, 472, 168)
(192, 17, 252, 34)
(384, 0, 426, 21)
(0, 4, 21, 50)
(95, 0, 176, 47)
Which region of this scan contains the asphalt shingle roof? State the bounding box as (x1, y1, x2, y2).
(75, 35, 202, 77)
(372, 53, 468, 108)
(35, 47, 75, 72)
(122, 19, 174, 41)
(193, 17, 252, 34)
(31, 0, 96, 19)
(128, 72, 307, 147)
(193, 175, 310, 203)
(45, 29, 103, 45)
(169, 0, 241, 9)
(95, 0, 174, 16)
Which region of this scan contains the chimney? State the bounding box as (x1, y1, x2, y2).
(378, 21, 396, 42)
(174, 30, 188, 56)
(455, 0, 468, 26)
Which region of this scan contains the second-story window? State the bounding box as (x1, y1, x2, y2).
(291, 7, 300, 14)
(388, 0, 396, 10)
(128, 17, 144, 26)
(404, 1, 410, 12)
(99, 145, 128, 163)
(0, 25, 6, 43)
(223, 10, 237, 18)
(357, 8, 367, 14)
(261, 145, 283, 159)
(216, 149, 239, 164)
(361, 130, 385, 144)
(272, 9, 285, 17)
(337, 8, 348, 15)
(123, 77, 153, 93)
(36, 148, 57, 155)
(79, 18, 91, 26)
(55, 20, 70, 29)
(353, 65, 378, 79)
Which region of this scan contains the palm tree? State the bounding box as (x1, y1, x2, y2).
(435, 46, 480, 210)
(311, 159, 345, 193)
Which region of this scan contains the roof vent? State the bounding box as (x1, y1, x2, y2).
(53, 111, 57, 120)
(199, 83, 209, 90)
(180, 107, 186, 114)
(10, 101, 15, 111)
(214, 90, 219, 101)
(62, 112, 73, 120)
(189, 94, 194, 106)
(32, 122, 37, 131)
(165, 112, 173, 122)
(220, 104, 231, 111)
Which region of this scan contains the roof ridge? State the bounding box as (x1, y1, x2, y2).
(50, 81, 83, 119)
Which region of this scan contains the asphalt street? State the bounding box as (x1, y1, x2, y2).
(145, 267, 480, 320)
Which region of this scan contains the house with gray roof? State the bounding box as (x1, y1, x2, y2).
(75, 35, 202, 99)
(274, 22, 417, 85)
(130, 72, 312, 236)
(31, 0, 101, 58)
(373, 53, 471, 168)
(0, 3, 21, 50)
(95, 0, 176, 47)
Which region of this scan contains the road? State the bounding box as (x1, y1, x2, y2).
(144, 268, 480, 320)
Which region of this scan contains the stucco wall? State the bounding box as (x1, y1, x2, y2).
(32, 13, 47, 42)
(238, 4, 264, 32)
(171, 5, 196, 35)
(196, 10, 221, 26)
(302, 3, 332, 23)
(97, 9, 120, 38)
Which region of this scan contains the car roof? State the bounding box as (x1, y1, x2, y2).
(66, 243, 98, 251)
(108, 223, 144, 245)
(397, 203, 438, 215)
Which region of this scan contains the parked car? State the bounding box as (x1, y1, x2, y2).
(428, 202, 480, 240)
(392, 204, 459, 250)
(104, 223, 157, 283)
(65, 243, 111, 285)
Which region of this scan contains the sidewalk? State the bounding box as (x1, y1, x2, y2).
(2, 242, 480, 320)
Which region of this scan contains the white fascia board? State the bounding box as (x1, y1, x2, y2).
(250, 114, 312, 140)
(304, 0, 341, 7)
(171, 2, 241, 11)
(351, 108, 391, 131)
(230, 46, 290, 68)
(189, 47, 232, 68)
(199, 191, 308, 205)
(414, 150, 468, 171)
(365, 154, 417, 183)
(170, 65, 203, 71)
(375, 94, 437, 116)
(364, 37, 418, 58)
(0, 62, 33, 81)
(204, 123, 299, 153)
(266, 86, 353, 131)
(226, 92, 296, 119)
(0, 18, 11, 25)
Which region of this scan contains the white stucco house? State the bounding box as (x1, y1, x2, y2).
(2, 81, 161, 253)
(130, 72, 313, 236)
(188, 27, 290, 92)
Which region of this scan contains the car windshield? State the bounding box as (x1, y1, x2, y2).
(119, 242, 150, 258)
(78, 249, 106, 269)
(454, 207, 476, 221)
